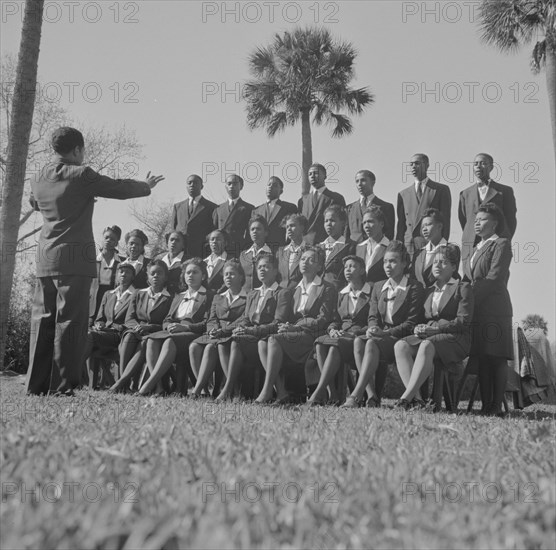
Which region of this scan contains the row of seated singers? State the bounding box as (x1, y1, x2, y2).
(83, 202, 512, 416)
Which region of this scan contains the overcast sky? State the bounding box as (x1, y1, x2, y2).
(3, 0, 555, 334)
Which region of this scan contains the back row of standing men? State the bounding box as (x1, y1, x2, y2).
(173, 154, 517, 262)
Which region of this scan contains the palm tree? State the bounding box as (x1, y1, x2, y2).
(244, 27, 374, 195)
(0, 0, 44, 370)
(479, 0, 556, 157)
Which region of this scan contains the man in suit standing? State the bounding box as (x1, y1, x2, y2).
(458, 153, 517, 262)
(252, 176, 298, 251)
(298, 163, 346, 245)
(172, 174, 217, 259)
(396, 153, 451, 255)
(346, 170, 395, 242)
(212, 174, 254, 257)
(26, 127, 164, 396)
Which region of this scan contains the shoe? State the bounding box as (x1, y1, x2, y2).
(411, 398, 426, 409)
(394, 399, 411, 410)
(340, 396, 361, 409)
(366, 396, 381, 408)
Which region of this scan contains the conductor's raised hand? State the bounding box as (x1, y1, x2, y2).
(145, 171, 165, 189)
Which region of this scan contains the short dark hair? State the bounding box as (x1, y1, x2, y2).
(125, 229, 148, 246)
(103, 225, 122, 240)
(227, 174, 244, 186)
(476, 153, 494, 165)
(165, 231, 187, 247)
(302, 246, 326, 270)
(268, 176, 284, 189)
(422, 207, 444, 227)
(436, 243, 461, 273)
(310, 163, 327, 178)
(256, 252, 279, 270)
(477, 202, 506, 233)
(181, 257, 208, 287)
(356, 170, 376, 185)
(324, 204, 347, 225)
(282, 213, 308, 233)
(413, 153, 429, 165)
(248, 214, 269, 233)
(51, 127, 84, 154)
(147, 259, 169, 279)
(385, 240, 411, 270)
(117, 263, 136, 278)
(363, 206, 385, 225)
(222, 258, 246, 287)
(342, 254, 366, 272)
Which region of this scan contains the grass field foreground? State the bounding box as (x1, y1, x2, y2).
(1, 375, 555, 549)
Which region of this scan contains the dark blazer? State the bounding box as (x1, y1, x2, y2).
(328, 283, 373, 335)
(462, 238, 513, 318)
(396, 179, 452, 256)
(276, 243, 307, 289)
(346, 196, 395, 242)
(212, 198, 254, 257)
(95, 287, 136, 332)
(355, 239, 388, 284)
(237, 285, 292, 338)
(298, 188, 346, 245)
(424, 280, 474, 335)
(410, 247, 436, 288)
(30, 158, 151, 277)
(252, 200, 298, 250)
(172, 196, 217, 259)
(290, 279, 337, 339)
(458, 181, 517, 262)
(239, 247, 272, 292)
(205, 292, 248, 336)
(368, 277, 425, 339)
(205, 256, 227, 293)
(120, 256, 151, 289)
(319, 239, 356, 290)
(124, 288, 174, 333)
(162, 288, 214, 334)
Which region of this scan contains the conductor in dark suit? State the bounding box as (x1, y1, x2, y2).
(346, 170, 395, 242)
(172, 174, 217, 259)
(252, 176, 297, 251)
(298, 163, 346, 245)
(212, 174, 254, 257)
(26, 127, 164, 396)
(396, 154, 451, 256)
(458, 153, 517, 263)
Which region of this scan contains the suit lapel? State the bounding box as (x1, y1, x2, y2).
(368, 243, 387, 268)
(471, 241, 494, 276)
(293, 286, 302, 312)
(391, 284, 410, 320)
(189, 197, 205, 222)
(482, 185, 500, 205)
(305, 281, 324, 312)
(114, 291, 132, 317)
(209, 258, 225, 282)
(325, 242, 349, 267)
(189, 290, 207, 319)
(268, 201, 281, 225)
(415, 183, 436, 223)
(353, 289, 371, 318)
(437, 282, 458, 315)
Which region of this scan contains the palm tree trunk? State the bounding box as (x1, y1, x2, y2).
(0, 0, 44, 370)
(301, 109, 312, 195)
(545, 48, 556, 160)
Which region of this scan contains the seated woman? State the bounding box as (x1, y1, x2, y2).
(309, 255, 372, 406)
(121, 229, 151, 289)
(82, 263, 136, 389)
(346, 241, 425, 407)
(463, 203, 513, 417)
(319, 204, 356, 290)
(159, 231, 187, 294)
(204, 230, 228, 292)
(411, 208, 447, 287)
(240, 215, 272, 292)
(138, 258, 213, 396)
(276, 214, 308, 289)
(355, 206, 389, 284)
(110, 260, 173, 392)
(189, 259, 247, 398)
(394, 243, 473, 409)
(215, 253, 291, 402)
(89, 225, 123, 324)
(255, 247, 336, 404)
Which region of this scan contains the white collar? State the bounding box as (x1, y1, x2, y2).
(111, 285, 135, 296)
(311, 185, 327, 195)
(163, 251, 184, 267)
(182, 285, 206, 299)
(359, 236, 389, 248)
(382, 275, 409, 293)
(146, 287, 171, 298)
(340, 282, 371, 295)
(433, 277, 457, 291)
(296, 275, 322, 290)
(321, 235, 346, 246)
(97, 251, 118, 266)
(476, 234, 499, 250)
(286, 242, 304, 252)
(189, 195, 202, 203)
(475, 179, 492, 187)
(360, 193, 375, 204)
(228, 197, 239, 206)
(256, 281, 279, 294)
(224, 288, 247, 301)
(414, 176, 429, 187)
(123, 254, 144, 266)
(424, 238, 447, 252)
(246, 244, 272, 256)
(205, 252, 227, 263)
(267, 198, 278, 206)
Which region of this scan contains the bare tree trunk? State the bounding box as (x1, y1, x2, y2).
(301, 109, 312, 195)
(546, 48, 556, 161)
(0, 0, 44, 370)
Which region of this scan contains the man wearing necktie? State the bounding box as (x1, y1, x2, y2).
(298, 163, 346, 245)
(458, 153, 517, 263)
(171, 174, 217, 259)
(396, 153, 452, 256)
(252, 177, 297, 251)
(346, 169, 395, 242)
(212, 174, 254, 257)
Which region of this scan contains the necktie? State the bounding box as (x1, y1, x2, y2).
(311, 192, 317, 209)
(417, 182, 423, 202)
(188, 200, 194, 216)
(266, 202, 273, 219)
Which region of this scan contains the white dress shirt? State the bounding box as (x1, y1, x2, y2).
(96, 251, 119, 285)
(161, 251, 184, 270)
(111, 286, 135, 310)
(431, 277, 457, 317)
(296, 276, 322, 313)
(359, 236, 390, 271)
(423, 238, 448, 269)
(476, 180, 492, 202)
(360, 193, 375, 209)
(340, 282, 372, 315)
(381, 275, 409, 325)
(176, 286, 206, 319)
(320, 236, 346, 259)
(204, 252, 227, 277)
(121, 255, 145, 275)
(470, 234, 499, 268)
(224, 289, 246, 306)
(415, 177, 429, 197)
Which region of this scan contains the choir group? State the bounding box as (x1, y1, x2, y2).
(82, 153, 518, 417)
(25, 128, 520, 418)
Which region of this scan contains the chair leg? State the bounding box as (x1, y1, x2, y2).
(443, 373, 454, 412)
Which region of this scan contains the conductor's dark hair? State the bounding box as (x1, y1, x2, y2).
(51, 127, 84, 154)
(477, 202, 506, 233)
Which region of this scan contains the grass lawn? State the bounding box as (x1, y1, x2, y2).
(1, 374, 555, 549)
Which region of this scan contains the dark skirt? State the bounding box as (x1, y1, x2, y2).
(145, 330, 199, 364)
(471, 315, 514, 359)
(87, 328, 122, 358)
(357, 333, 398, 364)
(193, 333, 233, 346)
(271, 330, 315, 364)
(232, 334, 263, 364)
(315, 333, 358, 364)
(401, 334, 469, 374)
